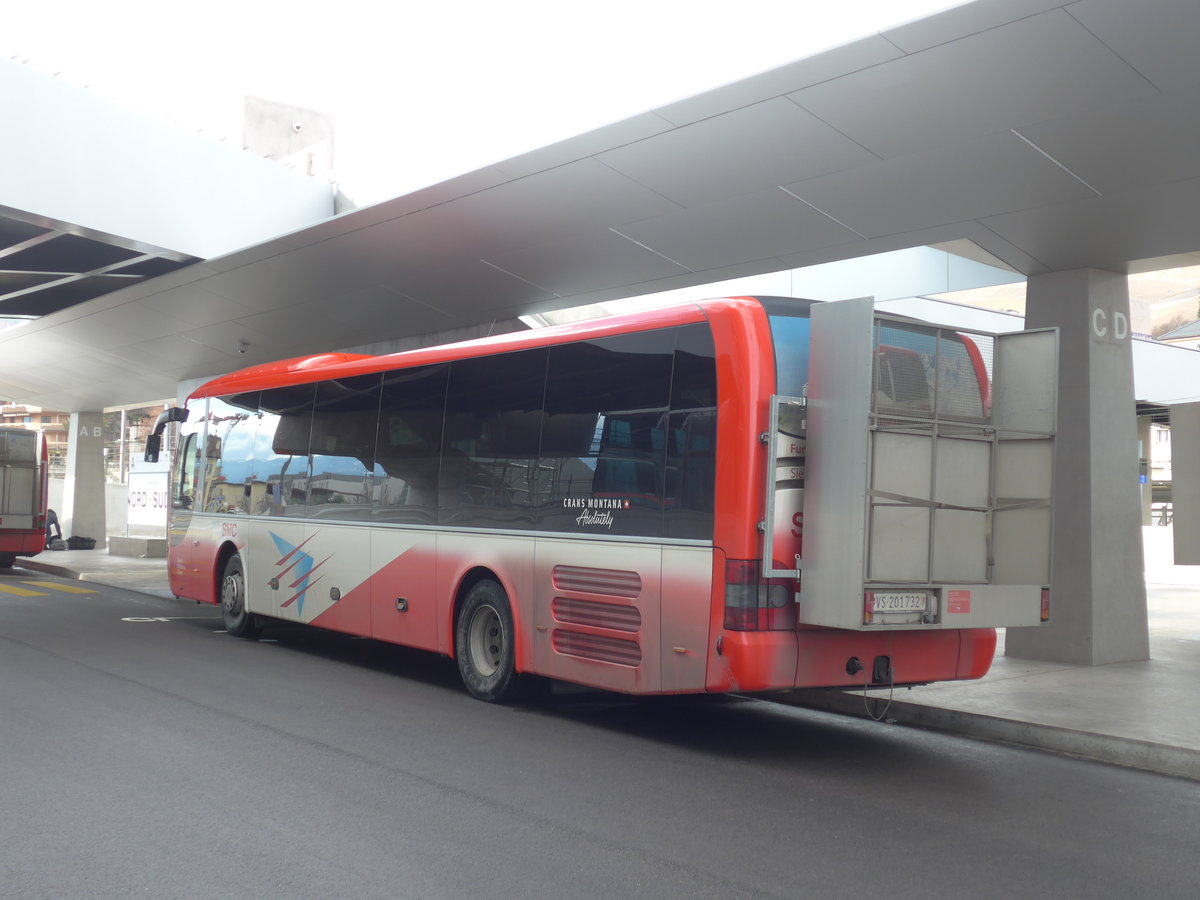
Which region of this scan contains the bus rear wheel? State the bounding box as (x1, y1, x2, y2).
(455, 579, 521, 702)
(0, 553, 15, 569)
(220, 554, 261, 639)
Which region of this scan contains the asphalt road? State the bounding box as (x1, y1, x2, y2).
(3, 569, 1199, 899)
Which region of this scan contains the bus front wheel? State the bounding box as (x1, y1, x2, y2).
(221, 554, 261, 639)
(455, 579, 520, 702)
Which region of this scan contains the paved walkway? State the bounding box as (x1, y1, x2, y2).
(17, 528, 1199, 780)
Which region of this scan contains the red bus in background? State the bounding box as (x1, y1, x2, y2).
(148, 296, 1052, 702)
(0, 427, 48, 568)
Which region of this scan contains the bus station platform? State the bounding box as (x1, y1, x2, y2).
(17, 530, 1200, 781)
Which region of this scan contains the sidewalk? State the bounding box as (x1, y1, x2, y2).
(21, 544, 176, 600)
(17, 529, 1200, 781)
(784, 527, 1199, 780)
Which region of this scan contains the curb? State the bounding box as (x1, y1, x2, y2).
(775, 689, 1200, 782)
(19, 558, 81, 580)
(18, 558, 176, 601)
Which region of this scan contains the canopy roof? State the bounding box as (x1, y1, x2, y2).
(4, 0, 1199, 410)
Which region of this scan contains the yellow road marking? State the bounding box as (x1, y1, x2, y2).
(0, 584, 48, 597)
(22, 581, 97, 594)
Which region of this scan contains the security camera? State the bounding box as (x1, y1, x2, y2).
(291, 122, 303, 134)
(237, 341, 249, 355)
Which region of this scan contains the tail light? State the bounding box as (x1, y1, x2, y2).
(1040, 588, 1051, 622)
(723, 559, 796, 631)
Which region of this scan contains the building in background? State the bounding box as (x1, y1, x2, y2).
(0, 402, 166, 482)
(0, 403, 69, 474)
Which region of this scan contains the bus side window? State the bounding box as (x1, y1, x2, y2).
(204, 395, 260, 515)
(307, 375, 381, 521)
(440, 349, 546, 530)
(373, 363, 448, 525)
(541, 330, 673, 537)
(665, 323, 717, 540)
(257, 384, 317, 518)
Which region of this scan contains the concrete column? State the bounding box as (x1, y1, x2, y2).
(61, 411, 107, 542)
(1006, 269, 1149, 665)
(1137, 415, 1152, 526)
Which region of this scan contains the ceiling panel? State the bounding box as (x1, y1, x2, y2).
(883, 0, 1067, 53)
(618, 187, 861, 271)
(490, 112, 674, 180)
(441, 158, 682, 250)
(201, 256, 322, 311)
(48, 352, 144, 384)
(487, 227, 688, 296)
(790, 10, 1160, 158)
(89, 348, 165, 377)
(298, 292, 456, 339)
(118, 333, 242, 372)
(788, 131, 1096, 239)
(623, 259, 794, 299)
(384, 260, 557, 319)
(1016, 93, 1200, 195)
(160, 287, 270, 331)
(230, 305, 362, 350)
(180, 319, 276, 354)
(66, 298, 198, 351)
(982, 176, 1200, 272)
(1069, 0, 1200, 91)
(297, 284, 417, 327)
(597, 97, 879, 207)
(652, 36, 903, 127)
(329, 210, 499, 278)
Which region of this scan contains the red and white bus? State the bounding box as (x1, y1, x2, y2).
(0, 427, 49, 569)
(148, 295, 1056, 701)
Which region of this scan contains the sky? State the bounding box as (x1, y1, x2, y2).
(3, 0, 969, 204)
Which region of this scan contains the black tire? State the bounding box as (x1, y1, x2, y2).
(455, 579, 522, 702)
(0, 552, 15, 569)
(220, 554, 261, 638)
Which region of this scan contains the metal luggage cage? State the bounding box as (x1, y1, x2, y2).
(763, 297, 1058, 631)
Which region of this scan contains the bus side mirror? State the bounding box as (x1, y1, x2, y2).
(143, 406, 188, 464)
(144, 434, 162, 464)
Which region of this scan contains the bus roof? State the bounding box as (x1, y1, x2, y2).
(187, 296, 761, 400)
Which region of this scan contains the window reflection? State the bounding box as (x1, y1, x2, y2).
(441, 350, 546, 529)
(197, 324, 717, 539)
(373, 364, 448, 525)
(308, 375, 381, 521)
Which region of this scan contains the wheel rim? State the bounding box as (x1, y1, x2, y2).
(467, 604, 504, 677)
(222, 571, 244, 617)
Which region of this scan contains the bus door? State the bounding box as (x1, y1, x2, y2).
(166, 427, 207, 600)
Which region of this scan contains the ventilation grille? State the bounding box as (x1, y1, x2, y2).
(552, 597, 641, 632)
(552, 630, 642, 667)
(551, 565, 642, 598)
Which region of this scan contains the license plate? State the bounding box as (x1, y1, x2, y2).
(870, 591, 929, 612)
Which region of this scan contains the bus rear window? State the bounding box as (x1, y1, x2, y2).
(768, 314, 811, 398)
(877, 324, 988, 420)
